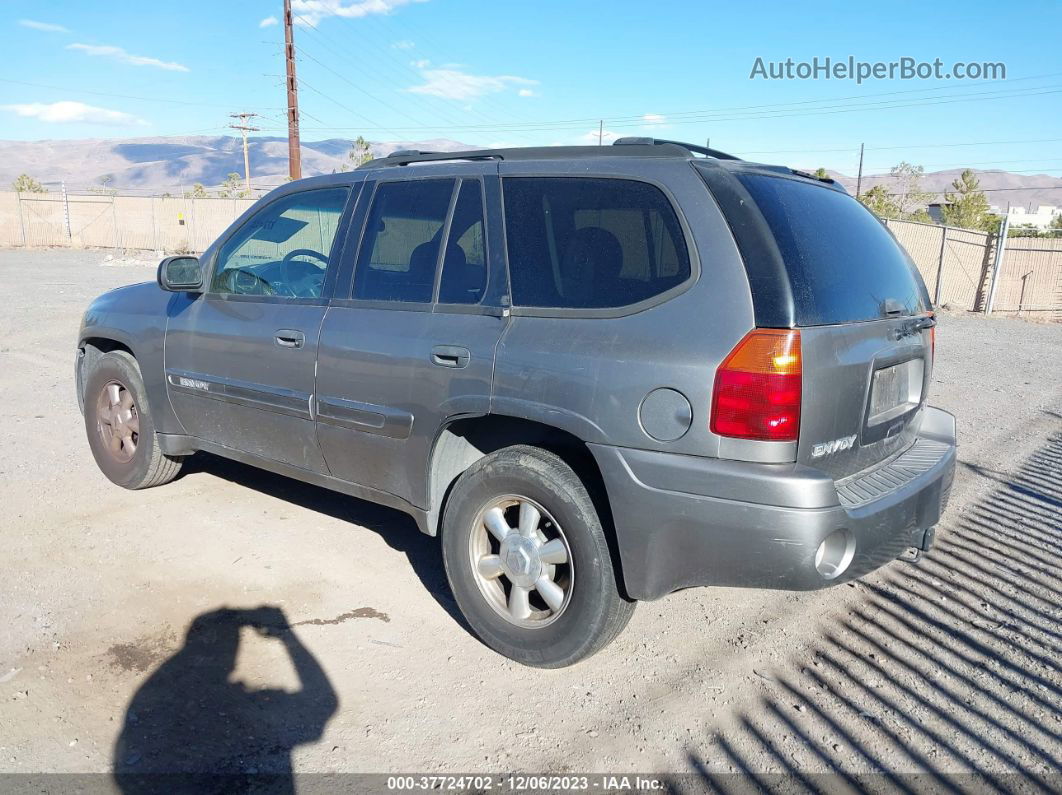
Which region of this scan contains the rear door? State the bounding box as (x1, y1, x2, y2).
(314, 163, 508, 508)
(730, 171, 935, 479)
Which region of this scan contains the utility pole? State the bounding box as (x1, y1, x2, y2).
(855, 142, 865, 198)
(598, 120, 603, 146)
(229, 112, 260, 194)
(283, 0, 302, 180)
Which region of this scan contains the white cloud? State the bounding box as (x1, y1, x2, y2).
(392, 39, 415, 49)
(67, 43, 190, 72)
(292, 0, 428, 26)
(19, 19, 70, 33)
(579, 128, 619, 144)
(642, 113, 668, 126)
(518, 88, 536, 97)
(410, 58, 431, 69)
(407, 68, 538, 101)
(2, 101, 147, 127)
(259, 16, 279, 27)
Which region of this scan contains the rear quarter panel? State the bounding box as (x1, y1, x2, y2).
(493, 159, 757, 456)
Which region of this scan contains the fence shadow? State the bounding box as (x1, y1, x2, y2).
(113, 606, 337, 794)
(682, 432, 1062, 792)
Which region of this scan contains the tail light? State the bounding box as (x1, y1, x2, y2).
(710, 329, 801, 442)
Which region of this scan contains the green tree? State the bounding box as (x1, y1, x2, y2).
(858, 184, 899, 219)
(184, 183, 208, 199)
(1050, 214, 1062, 231)
(340, 136, 373, 171)
(889, 161, 935, 220)
(813, 167, 829, 179)
(217, 173, 249, 199)
(940, 169, 990, 231)
(12, 174, 47, 193)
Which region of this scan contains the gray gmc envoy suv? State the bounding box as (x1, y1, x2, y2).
(77, 138, 956, 667)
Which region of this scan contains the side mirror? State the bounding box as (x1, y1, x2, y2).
(158, 256, 204, 292)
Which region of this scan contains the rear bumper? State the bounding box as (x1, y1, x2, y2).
(589, 406, 956, 600)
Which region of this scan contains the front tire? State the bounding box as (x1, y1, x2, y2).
(83, 351, 184, 489)
(441, 445, 634, 668)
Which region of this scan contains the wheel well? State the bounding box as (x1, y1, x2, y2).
(77, 337, 135, 412)
(427, 415, 627, 595)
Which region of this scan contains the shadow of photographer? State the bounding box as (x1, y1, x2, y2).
(114, 606, 337, 793)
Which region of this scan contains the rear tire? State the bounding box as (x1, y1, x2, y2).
(441, 445, 634, 668)
(84, 351, 184, 489)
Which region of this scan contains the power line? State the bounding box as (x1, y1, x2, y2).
(735, 137, 1062, 156)
(274, 83, 1062, 135)
(293, 13, 474, 133)
(0, 77, 285, 111)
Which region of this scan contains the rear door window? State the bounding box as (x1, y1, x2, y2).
(736, 173, 929, 325)
(438, 179, 488, 305)
(503, 177, 691, 309)
(353, 179, 455, 303)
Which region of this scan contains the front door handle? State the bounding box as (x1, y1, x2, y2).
(275, 329, 305, 349)
(431, 345, 470, 368)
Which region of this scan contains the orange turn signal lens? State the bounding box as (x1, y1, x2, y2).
(718, 329, 802, 375)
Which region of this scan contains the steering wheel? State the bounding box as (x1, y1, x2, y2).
(218, 267, 277, 296)
(283, 248, 329, 267)
(280, 249, 329, 297)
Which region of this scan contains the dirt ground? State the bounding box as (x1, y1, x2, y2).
(1, 249, 1059, 788)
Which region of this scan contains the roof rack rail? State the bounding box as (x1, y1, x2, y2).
(357, 140, 738, 169)
(612, 137, 741, 160)
(359, 149, 505, 168)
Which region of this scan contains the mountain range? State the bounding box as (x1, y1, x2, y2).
(1, 135, 1059, 211)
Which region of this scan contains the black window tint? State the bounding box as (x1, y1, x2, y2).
(354, 179, 455, 302)
(503, 177, 691, 309)
(212, 187, 348, 298)
(737, 174, 929, 325)
(438, 180, 487, 305)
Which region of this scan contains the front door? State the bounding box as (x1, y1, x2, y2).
(315, 167, 509, 507)
(165, 185, 353, 471)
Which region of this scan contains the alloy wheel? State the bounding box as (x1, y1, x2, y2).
(468, 495, 574, 628)
(96, 380, 139, 463)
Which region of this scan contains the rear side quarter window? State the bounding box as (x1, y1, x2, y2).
(502, 177, 691, 310)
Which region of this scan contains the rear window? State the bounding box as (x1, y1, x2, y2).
(503, 177, 691, 309)
(737, 173, 929, 325)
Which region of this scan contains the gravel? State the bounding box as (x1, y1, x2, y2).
(0, 248, 1059, 782)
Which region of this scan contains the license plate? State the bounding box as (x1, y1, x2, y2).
(868, 359, 924, 425)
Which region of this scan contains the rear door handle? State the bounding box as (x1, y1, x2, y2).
(431, 345, 470, 368)
(275, 329, 305, 349)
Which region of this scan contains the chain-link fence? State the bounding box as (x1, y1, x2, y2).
(0, 190, 256, 254)
(884, 217, 1062, 320)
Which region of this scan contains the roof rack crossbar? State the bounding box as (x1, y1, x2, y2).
(612, 137, 741, 160)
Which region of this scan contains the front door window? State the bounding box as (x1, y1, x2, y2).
(212, 187, 349, 299)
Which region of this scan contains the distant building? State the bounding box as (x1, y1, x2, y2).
(926, 202, 948, 224)
(987, 204, 1061, 230)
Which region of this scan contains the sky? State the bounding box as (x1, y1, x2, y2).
(1, 0, 1061, 176)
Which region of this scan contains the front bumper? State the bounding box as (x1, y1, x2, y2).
(589, 406, 956, 601)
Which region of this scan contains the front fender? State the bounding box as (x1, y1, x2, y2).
(77, 282, 185, 435)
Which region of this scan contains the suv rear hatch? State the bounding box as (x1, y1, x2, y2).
(699, 163, 934, 480)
